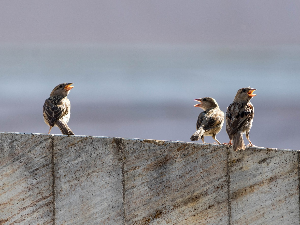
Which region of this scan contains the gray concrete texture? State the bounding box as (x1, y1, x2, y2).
(0, 133, 299, 225)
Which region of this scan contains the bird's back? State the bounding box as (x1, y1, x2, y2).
(43, 96, 69, 127)
(226, 101, 254, 138)
(197, 108, 224, 133)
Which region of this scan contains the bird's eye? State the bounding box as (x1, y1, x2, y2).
(59, 85, 63, 88)
(202, 98, 206, 101)
(242, 88, 246, 92)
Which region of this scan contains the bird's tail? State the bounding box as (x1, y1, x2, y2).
(232, 131, 245, 151)
(56, 120, 74, 135)
(190, 129, 204, 141)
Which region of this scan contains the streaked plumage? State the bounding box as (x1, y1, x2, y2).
(226, 87, 256, 151)
(43, 83, 74, 135)
(190, 97, 224, 144)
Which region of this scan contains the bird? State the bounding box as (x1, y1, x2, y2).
(190, 97, 224, 144)
(226, 87, 256, 151)
(43, 83, 75, 135)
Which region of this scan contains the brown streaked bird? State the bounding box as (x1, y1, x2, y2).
(43, 83, 74, 135)
(190, 97, 224, 144)
(226, 87, 256, 151)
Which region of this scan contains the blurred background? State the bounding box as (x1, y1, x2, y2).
(1, 0, 300, 149)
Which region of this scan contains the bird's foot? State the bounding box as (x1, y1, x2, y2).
(213, 139, 222, 145)
(223, 141, 232, 146)
(247, 143, 255, 148)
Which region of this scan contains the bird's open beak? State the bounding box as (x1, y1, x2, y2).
(247, 89, 256, 97)
(64, 83, 74, 91)
(194, 99, 202, 107)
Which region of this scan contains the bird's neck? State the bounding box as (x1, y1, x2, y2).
(233, 97, 250, 104)
(49, 95, 66, 104)
(205, 106, 218, 111)
(50, 94, 67, 98)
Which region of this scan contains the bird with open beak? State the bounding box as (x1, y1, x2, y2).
(43, 83, 75, 135)
(226, 87, 256, 151)
(190, 97, 224, 144)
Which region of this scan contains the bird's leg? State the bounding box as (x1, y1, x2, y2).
(212, 134, 221, 145)
(48, 127, 53, 134)
(201, 136, 205, 143)
(246, 132, 253, 147)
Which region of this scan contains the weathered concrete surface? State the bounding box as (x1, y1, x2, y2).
(229, 148, 299, 225)
(122, 139, 228, 225)
(0, 133, 300, 225)
(53, 136, 124, 225)
(0, 133, 54, 225)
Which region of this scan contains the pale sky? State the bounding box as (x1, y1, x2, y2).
(0, 0, 300, 45)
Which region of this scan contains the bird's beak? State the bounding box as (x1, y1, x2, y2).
(64, 83, 74, 91)
(248, 89, 256, 97)
(194, 99, 202, 107)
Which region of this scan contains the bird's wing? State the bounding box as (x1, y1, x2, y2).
(196, 109, 224, 132)
(43, 98, 67, 127)
(226, 102, 254, 136)
(196, 112, 206, 130)
(203, 109, 224, 131)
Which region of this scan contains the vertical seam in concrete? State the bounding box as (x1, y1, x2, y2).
(113, 137, 126, 225)
(226, 147, 232, 225)
(121, 145, 126, 225)
(297, 151, 300, 224)
(51, 135, 56, 225)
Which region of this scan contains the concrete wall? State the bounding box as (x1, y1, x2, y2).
(0, 133, 299, 225)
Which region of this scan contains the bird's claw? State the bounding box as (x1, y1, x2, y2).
(223, 141, 232, 146)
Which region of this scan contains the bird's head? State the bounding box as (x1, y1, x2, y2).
(234, 87, 256, 102)
(50, 83, 74, 97)
(194, 97, 219, 110)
